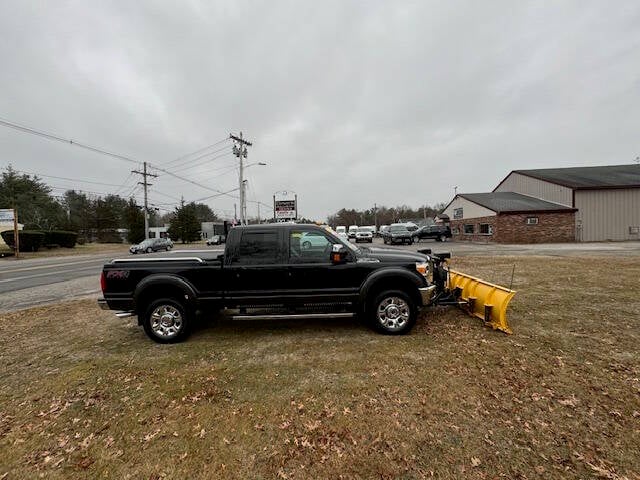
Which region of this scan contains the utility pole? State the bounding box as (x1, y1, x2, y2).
(230, 132, 252, 225)
(374, 203, 378, 231)
(132, 161, 158, 240)
(234, 203, 237, 224)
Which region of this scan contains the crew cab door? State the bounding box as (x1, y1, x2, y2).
(283, 227, 368, 305)
(224, 228, 288, 306)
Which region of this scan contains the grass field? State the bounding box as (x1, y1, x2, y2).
(1, 255, 639, 479)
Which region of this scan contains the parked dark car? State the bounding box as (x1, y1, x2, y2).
(130, 237, 173, 254)
(382, 224, 414, 245)
(412, 225, 452, 242)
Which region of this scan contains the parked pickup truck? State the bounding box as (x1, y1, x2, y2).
(99, 223, 436, 343)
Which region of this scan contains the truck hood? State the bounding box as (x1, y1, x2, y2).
(357, 246, 428, 263)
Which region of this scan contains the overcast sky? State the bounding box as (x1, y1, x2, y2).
(1, 1, 639, 221)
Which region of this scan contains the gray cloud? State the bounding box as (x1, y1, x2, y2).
(1, 0, 639, 220)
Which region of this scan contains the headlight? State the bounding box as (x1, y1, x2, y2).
(415, 262, 429, 277)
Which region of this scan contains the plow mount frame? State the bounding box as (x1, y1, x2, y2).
(418, 249, 516, 334)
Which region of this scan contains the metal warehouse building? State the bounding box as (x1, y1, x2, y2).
(494, 164, 640, 242)
(443, 164, 640, 243)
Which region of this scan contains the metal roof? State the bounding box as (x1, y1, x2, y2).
(510, 164, 640, 189)
(458, 192, 575, 213)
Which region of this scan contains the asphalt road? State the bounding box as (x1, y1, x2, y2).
(1, 239, 638, 313)
(0, 254, 113, 294)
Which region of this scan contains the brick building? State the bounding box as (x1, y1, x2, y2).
(493, 164, 640, 241)
(442, 192, 576, 243)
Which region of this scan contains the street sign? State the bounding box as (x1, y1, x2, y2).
(0, 209, 15, 222)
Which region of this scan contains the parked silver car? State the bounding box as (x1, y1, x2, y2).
(130, 237, 173, 254)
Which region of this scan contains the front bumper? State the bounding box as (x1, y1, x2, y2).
(418, 285, 437, 306)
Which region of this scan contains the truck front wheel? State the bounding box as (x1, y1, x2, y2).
(368, 290, 417, 335)
(142, 299, 191, 343)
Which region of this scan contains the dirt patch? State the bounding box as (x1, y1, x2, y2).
(0, 256, 639, 479)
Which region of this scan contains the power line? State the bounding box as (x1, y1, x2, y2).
(191, 187, 240, 203)
(14, 169, 130, 188)
(164, 150, 233, 175)
(156, 137, 230, 167)
(157, 144, 231, 172)
(0, 116, 141, 166)
(149, 163, 240, 201)
(48, 185, 144, 200)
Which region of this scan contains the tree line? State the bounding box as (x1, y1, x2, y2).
(0, 166, 218, 244)
(327, 203, 447, 228)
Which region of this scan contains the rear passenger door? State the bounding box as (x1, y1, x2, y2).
(224, 228, 288, 306)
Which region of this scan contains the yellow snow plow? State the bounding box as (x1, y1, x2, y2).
(447, 269, 516, 334)
(420, 250, 516, 334)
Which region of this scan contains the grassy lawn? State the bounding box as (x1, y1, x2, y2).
(1, 256, 639, 479)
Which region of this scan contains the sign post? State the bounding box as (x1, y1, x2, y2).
(13, 209, 19, 259)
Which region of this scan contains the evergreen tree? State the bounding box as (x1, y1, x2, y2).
(167, 202, 201, 243)
(124, 199, 145, 243)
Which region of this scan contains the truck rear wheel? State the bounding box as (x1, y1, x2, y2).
(368, 290, 417, 335)
(142, 299, 191, 343)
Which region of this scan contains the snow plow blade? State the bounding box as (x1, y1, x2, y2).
(448, 269, 516, 334)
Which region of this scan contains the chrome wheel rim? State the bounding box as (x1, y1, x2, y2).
(150, 305, 183, 339)
(377, 296, 410, 331)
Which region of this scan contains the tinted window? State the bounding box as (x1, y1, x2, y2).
(289, 230, 332, 263)
(234, 231, 279, 265)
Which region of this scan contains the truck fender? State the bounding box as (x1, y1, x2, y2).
(133, 274, 198, 314)
(359, 268, 425, 309)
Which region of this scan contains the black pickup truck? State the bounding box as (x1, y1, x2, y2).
(99, 223, 437, 343)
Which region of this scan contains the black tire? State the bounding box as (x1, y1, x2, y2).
(142, 298, 191, 343)
(368, 289, 417, 335)
(368, 238, 373, 243)
(146, 247, 152, 253)
(166, 245, 171, 251)
(438, 235, 446, 242)
(409, 239, 413, 245)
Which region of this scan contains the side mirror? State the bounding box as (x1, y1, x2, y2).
(330, 244, 348, 264)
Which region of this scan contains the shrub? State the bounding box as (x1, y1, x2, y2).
(97, 229, 124, 243)
(0, 230, 46, 252)
(42, 230, 78, 248)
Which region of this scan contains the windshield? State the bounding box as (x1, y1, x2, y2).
(390, 226, 408, 233)
(333, 232, 360, 254)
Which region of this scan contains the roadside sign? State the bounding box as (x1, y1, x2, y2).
(0, 209, 15, 222)
(275, 200, 296, 220)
